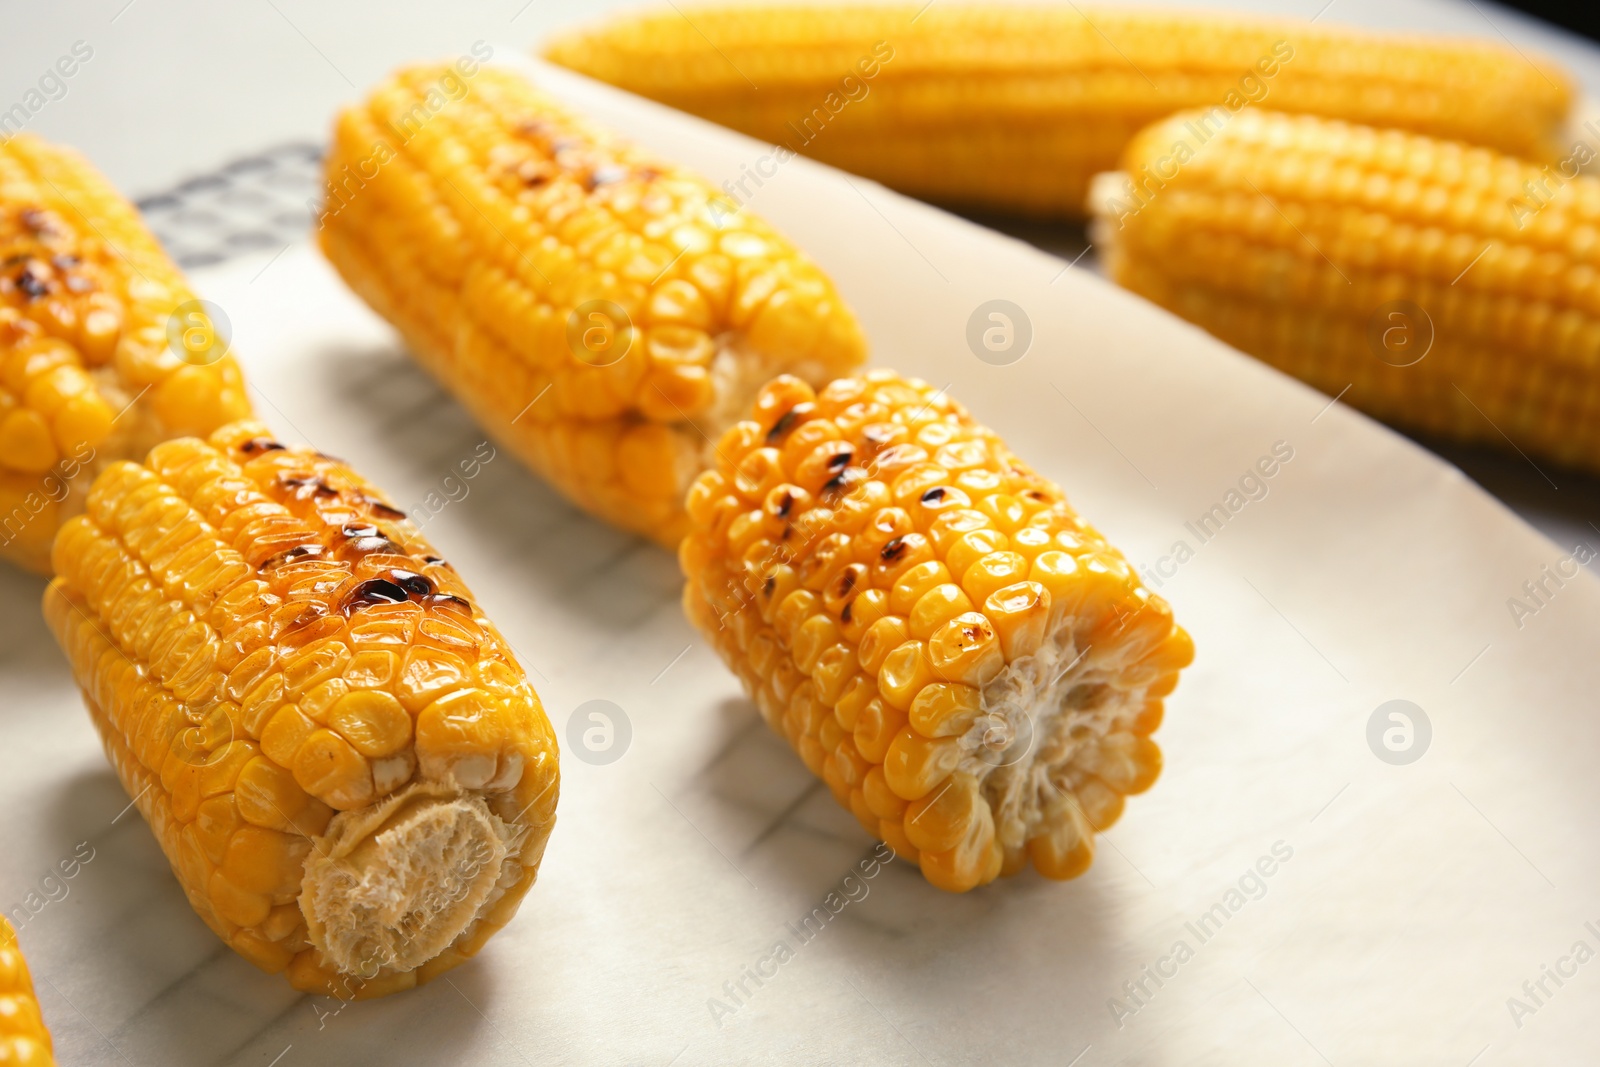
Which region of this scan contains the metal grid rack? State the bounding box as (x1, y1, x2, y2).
(134, 142, 324, 269)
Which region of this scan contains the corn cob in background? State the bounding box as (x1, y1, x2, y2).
(543, 4, 1574, 221)
(44, 421, 560, 997)
(681, 372, 1192, 890)
(0, 135, 252, 573)
(318, 63, 867, 547)
(1091, 110, 1600, 474)
(0, 917, 54, 1066)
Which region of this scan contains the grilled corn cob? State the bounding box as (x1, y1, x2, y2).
(0, 917, 53, 1066)
(43, 421, 559, 998)
(0, 134, 252, 572)
(318, 62, 867, 546)
(1092, 109, 1600, 473)
(680, 372, 1192, 890)
(544, 4, 1573, 220)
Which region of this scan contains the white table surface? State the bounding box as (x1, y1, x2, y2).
(3, 6, 1600, 1067)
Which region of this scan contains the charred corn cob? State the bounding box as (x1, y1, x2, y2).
(680, 372, 1192, 891)
(0, 917, 53, 1067)
(43, 421, 560, 998)
(318, 62, 867, 546)
(1092, 109, 1600, 474)
(0, 134, 252, 572)
(544, 4, 1573, 220)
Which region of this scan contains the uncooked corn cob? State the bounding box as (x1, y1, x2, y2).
(680, 372, 1192, 890)
(0, 917, 53, 1067)
(43, 420, 560, 998)
(1091, 109, 1600, 474)
(318, 61, 867, 546)
(0, 134, 252, 573)
(543, 4, 1574, 220)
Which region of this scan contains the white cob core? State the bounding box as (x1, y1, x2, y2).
(969, 622, 1129, 850)
(300, 781, 523, 978)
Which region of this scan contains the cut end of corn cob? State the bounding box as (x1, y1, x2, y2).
(544, 4, 1573, 220)
(0, 917, 54, 1066)
(0, 134, 253, 573)
(44, 420, 558, 997)
(318, 61, 867, 546)
(1090, 108, 1600, 474)
(680, 372, 1192, 891)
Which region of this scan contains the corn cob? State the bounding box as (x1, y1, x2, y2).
(318, 62, 867, 546)
(543, 4, 1574, 220)
(43, 420, 560, 998)
(1091, 109, 1600, 474)
(680, 372, 1192, 890)
(0, 917, 54, 1067)
(0, 134, 252, 572)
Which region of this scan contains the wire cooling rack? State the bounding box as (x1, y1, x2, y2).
(134, 142, 324, 269)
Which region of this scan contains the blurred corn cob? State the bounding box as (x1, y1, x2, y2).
(0, 134, 252, 573)
(0, 917, 53, 1066)
(680, 372, 1192, 890)
(318, 62, 867, 546)
(44, 420, 559, 997)
(1091, 109, 1600, 473)
(543, 4, 1573, 220)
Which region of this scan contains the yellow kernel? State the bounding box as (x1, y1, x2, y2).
(926, 613, 1005, 686)
(222, 825, 311, 898)
(839, 586, 888, 642)
(908, 682, 982, 738)
(259, 704, 315, 767)
(946, 528, 1007, 579)
(887, 559, 953, 615)
(792, 614, 841, 674)
(1027, 801, 1094, 881)
(0, 409, 56, 472)
(834, 675, 877, 733)
(909, 583, 975, 641)
(919, 804, 1000, 893)
(293, 728, 374, 810)
(961, 551, 1029, 607)
(327, 690, 413, 757)
(415, 688, 509, 788)
(984, 581, 1052, 660)
(857, 615, 908, 675)
(904, 772, 982, 854)
(883, 727, 961, 801)
(854, 695, 907, 763)
(877, 639, 934, 710)
(1081, 733, 1163, 795)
